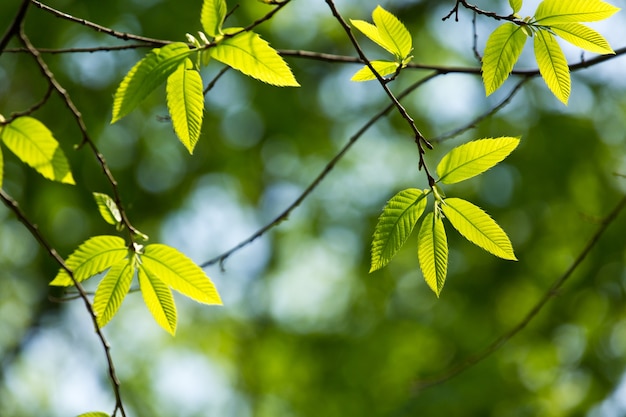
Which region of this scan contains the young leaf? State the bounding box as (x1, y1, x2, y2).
(210, 30, 299, 87)
(1, 117, 74, 184)
(370, 188, 427, 272)
(350, 20, 389, 51)
(93, 258, 135, 328)
(550, 23, 614, 54)
(371, 5, 412, 59)
(417, 211, 448, 297)
(534, 29, 570, 104)
(138, 264, 177, 335)
(77, 413, 110, 417)
(437, 137, 520, 184)
(482, 23, 526, 96)
(509, 0, 523, 14)
(50, 236, 127, 286)
(112, 42, 193, 123)
(166, 58, 205, 154)
(441, 198, 517, 261)
(534, 0, 620, 25)
(140, 244, 222, 305)
(351, 60, 399, 82)
(201, 0, 227, 37)
(93, 192, 122, 226)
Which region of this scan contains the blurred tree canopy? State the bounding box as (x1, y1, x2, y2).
(1, 0, 626, 416)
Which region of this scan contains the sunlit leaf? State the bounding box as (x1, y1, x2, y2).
(482, 23, 526, 96)
(210, 30, 299, 87)
(166, 58, 205, 154)
(534, 0, 620, 24)
(370, 188, 427, 272)
(93, 192, 122, 226)
(141, 244, 222, 305)
(509, 0, 523, 14)
(1, 117, 74, 184)
(437, 137, 520, 184)
(442, 198, 517, 260)
(112, 42, 193, 123)
(93, 258, 135, 328)
(534, 29, 570, 104)
(77, 412, 110, 417)
(350, 19, 389, 51)
(50, 236, 127, 286)
(138, 264, 177, 335)
(418, 211, 448, 297)
(371, 5, 412, 59)
(351, 60, 399, 82)
(201, 0, 227, 37)
(550, 23, 614, 54)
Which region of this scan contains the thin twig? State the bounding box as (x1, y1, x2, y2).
(4, 44, 154, 53)
(0, 84, 53, 125)
(0, 0, 30, 56)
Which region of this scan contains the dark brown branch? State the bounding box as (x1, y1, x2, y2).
(4, 44, 154, 53)
(0, 0, 30, 56)
(444, 0, 522, 24)
(0, 83, 53, 125)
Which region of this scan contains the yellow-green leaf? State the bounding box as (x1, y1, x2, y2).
(166, 59, 205, 154)
(550, 22, 614, 54)
(138, 264, 177, 335)
(437, 137, 520, 184)
(93, 192, 122, 226)
(141, 244, 222, 305)
(50, 236, 127, 286)
(509, 0, 523, 14)
(351, 60, 399, 82)
(534, 29, 570, 104)
(201, 0, 227, 37)
(77, 412, 110, 417)
(93, 258, 135, 328)
(417, 211, 448, 297)
(350, 19, 389, 52)
(370, 188, 427, 272)
(371, 5, 412, 59)
(112, 42, 193, 123)
(210, 30, 299, 87)
(1, 117, 74, 184)
(482, 23, 527, 96)
(534, 0, 620, 24)
(442, 198, 517, 261)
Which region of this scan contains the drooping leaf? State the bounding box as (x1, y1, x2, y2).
(166, 58, 205, 154)
(77, 412, 110, 417)
(482, 23, 527, 96)
(509, 0, 523, 14)
(550, 23, 614, 54)
(138, 264, 177, 335)
(370, 188, 427, 272)
(534, 29, 570, 104)
(351, 60, 399, 82)
(437, 137, 520, 184)
(350, 19, 389, 52)
(141, 244, 222, 305)
(371, 5, 412, 59)
(1, 117, 74, 184)
(417, 211, 448, 297)
(534, 0, 620, 24)
(93, 258, 135, 328)
(93, 192, 122, 226)
(441, 198, 517, 260)
(201, 0, 227, 37)
(50, 236, 127, 286)
(112, 42, 193, 123)
(210, 30, 299, 87)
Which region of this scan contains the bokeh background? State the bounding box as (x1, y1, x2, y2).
(2, 0, 626, 416)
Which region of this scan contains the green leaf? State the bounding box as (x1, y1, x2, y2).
(141, 244, 222, 305)
(50, 236, 127, 286)
(351, 60, 399, 82)
(93, 192, 122, 225)
(550, 22, 614, 54)
(417, 211, 448, 297)
(509, 0, 523, 14)
(201, 0, 227, 37)
(441, 198, 517, 261)
(437, 137, 520, 184)
(350, 19, 389, 51)
(93, 258, 135, 328)
(371, 5, 412, 59)
(534, 0, 620, 24)
(482, 23, 527, 96)
(370, 189, 427, 272)
(534, 29, 570, 104)
(1, 117, 74, 184)
(77, 412, 110, 417)
(210, 30, 299, 87)
(138, 264, 177, 335)
(166, 58, 205, 154)
(112, 42, 193, 123)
